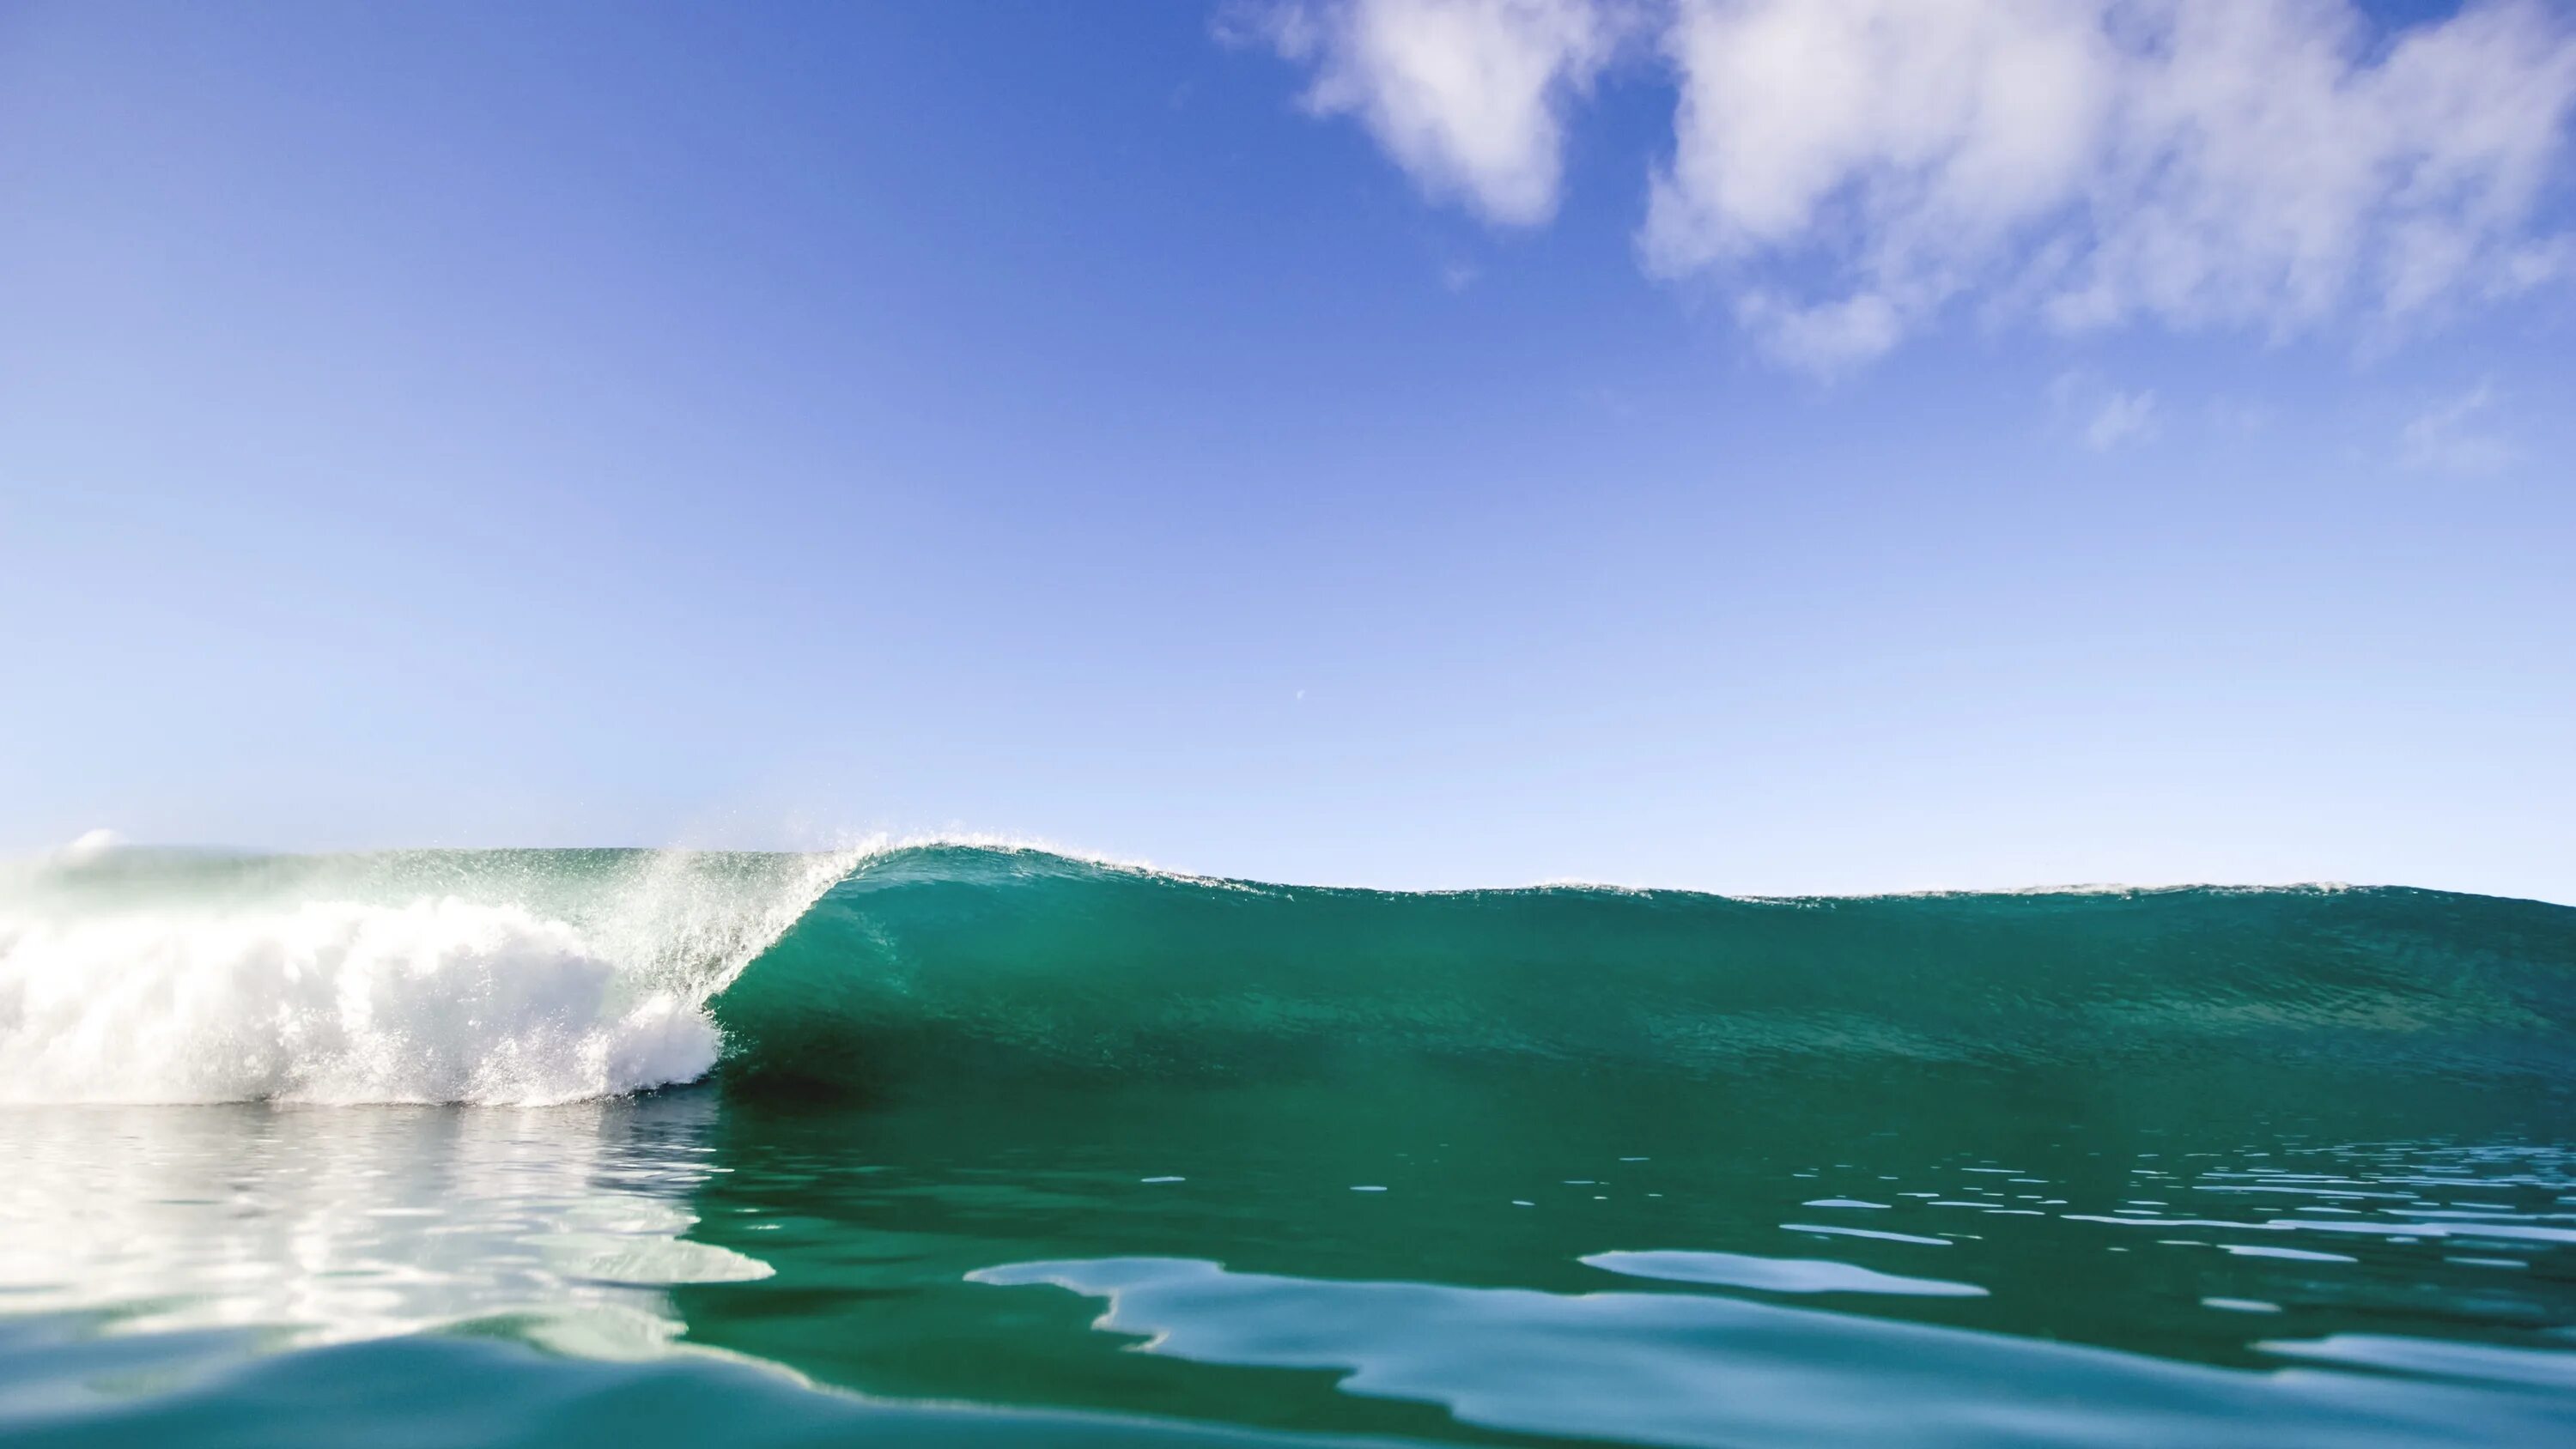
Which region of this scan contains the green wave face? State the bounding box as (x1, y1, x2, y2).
(714, 847, 2576, 1120)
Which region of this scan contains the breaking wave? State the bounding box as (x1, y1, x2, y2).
(0, 845, 858, 1104)
(3, 841, 2571, 1107)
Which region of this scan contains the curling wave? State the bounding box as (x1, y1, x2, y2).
(3, 841, 2572, 1107)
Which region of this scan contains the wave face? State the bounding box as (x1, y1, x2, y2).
(720, 848, 2576, 1115)
(6, 843, 2573, 1107)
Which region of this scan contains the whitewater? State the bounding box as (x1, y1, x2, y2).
(0, 842, 865, 1104)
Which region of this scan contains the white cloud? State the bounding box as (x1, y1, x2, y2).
(1651, 0, 2576, 367)
(2085, 389, 2158, 451)
(2397, 382, 2515, 473)
(1244, 0, 1634, 225)
(2048, 369, 2158, 451)
(1735, 288, 1905, 373)
(1250, 0, 2576, 367)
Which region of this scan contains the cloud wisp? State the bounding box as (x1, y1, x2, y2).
(1242, 0, 1640, 225)
(1247, 0, 2576, 369)
(2397, 382, 2516, 474)
(2048, 369, 2160, 451)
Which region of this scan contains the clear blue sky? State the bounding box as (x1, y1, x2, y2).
(3, 1, 2571, 901)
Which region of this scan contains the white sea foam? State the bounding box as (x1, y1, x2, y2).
(0, 843, 865, 1106)
(0, 829, 1187, 1106)
(57, 828, 125, 864)
(0, 899, 705, 1104)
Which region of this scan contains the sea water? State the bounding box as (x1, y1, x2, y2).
(3, 845, 2571, 1446)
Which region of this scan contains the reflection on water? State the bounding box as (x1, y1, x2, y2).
(0, 1094, 764, 1357)
(969, 1255, 2576, 1448)
(3, 1090, 2574, 1447)
(661, 1091, 2576, 1446)
(1580, 1248, 1988, 1295)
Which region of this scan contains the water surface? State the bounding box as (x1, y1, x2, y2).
(3, 846, 2571, 1445)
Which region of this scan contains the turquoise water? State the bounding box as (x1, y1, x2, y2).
(3, 846, 2573, 1445)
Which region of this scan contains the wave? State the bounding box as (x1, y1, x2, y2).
(0, 845, 861, 1104)
(711, 846, 2576, 1102)
(4, 841, 2572, 1106)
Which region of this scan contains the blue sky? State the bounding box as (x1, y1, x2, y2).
(3, 1, 2572, 901)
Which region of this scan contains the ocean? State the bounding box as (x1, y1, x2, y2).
(3, 844, 2571, 1446)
